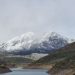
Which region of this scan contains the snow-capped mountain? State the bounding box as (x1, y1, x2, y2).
(0, 32, 69, 55)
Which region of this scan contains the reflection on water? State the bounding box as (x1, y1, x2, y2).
(0, 68, 49, 75)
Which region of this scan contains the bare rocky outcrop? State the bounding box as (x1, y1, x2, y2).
(0, 66, 11, 73)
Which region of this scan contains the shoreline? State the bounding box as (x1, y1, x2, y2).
(23, 64, 53, 70)
(4, 63, 75, 75)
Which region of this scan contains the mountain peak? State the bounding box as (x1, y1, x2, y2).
(43, 32, 61, 38)
(21, 32, 35, 39)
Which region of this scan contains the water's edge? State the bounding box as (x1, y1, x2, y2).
(0, 68, 49, 75)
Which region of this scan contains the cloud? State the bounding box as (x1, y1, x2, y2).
(0, 0, 75, 41)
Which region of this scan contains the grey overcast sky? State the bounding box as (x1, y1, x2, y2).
(0, 0, 75, 42)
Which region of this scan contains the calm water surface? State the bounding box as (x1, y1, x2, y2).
(0, 68, 49, 75)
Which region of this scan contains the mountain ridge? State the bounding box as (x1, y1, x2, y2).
(0, 32, 71, 55)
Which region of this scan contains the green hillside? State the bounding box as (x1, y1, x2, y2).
(34, 42, 75, 64)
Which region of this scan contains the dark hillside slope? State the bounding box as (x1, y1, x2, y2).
(0, 60, 11, 73)
(34, 42, 75, 64)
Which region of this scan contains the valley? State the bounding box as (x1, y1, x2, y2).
(0, 32, 75, 75)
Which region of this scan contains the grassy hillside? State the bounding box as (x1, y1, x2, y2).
(2, 57, 34, 68)
(33, 42, 75, 64)
(31, 42, 75, 74)
(48, 55, 75, 75)
(4, 57, 33, 64)
(0, 54, 34, 68)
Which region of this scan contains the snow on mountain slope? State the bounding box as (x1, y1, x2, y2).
(0, 32, 69, 54)
(36, 32, 68, 51)
(0, 32, 35, 51)
(25, 53, 48, 60)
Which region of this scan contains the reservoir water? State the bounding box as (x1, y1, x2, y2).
(0, 68, 49, 75)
